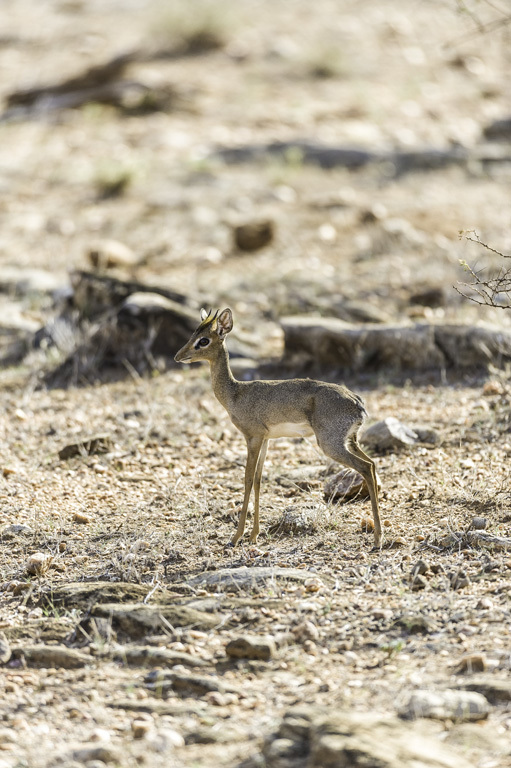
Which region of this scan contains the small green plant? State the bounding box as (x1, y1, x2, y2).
(380, 639, 405, 659)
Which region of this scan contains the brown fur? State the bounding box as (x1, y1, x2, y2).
(175, 308, 381, 547)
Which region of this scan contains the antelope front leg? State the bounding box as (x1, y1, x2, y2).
(230, 436, 264, 546)
(249, 439, 268, 544)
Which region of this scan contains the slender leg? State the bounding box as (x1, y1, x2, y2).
(249, 439, 268, 543)
(230, 435, 264, 546)
(317, 433, 382, 548)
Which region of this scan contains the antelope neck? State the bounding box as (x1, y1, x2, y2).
(209, 343, 238, 409)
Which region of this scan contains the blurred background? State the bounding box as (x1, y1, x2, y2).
(1, 0, 510, 373)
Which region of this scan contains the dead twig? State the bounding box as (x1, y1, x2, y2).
(456, 231, 511, 309)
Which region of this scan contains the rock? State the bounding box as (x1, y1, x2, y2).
(262, 705, 474, 768)
(70, 743, 122, 764)
(70, 270, 189, 321)
(454, 654, 487, 674)
(39, 581, 154, 610)
(399, 689, 490, 722)
(92, 602, 221, 637)
(409, 286, 447, 308)
(59, 434, 113, 460)
(26, 552, 52, 576)
(233, 219, 274, 251)
(114, 645, 209, 669)
(44, 274, 203, 386)
(292, 620, 320, 643)
(10, 644, 91, 669)
(145, 669, 236, 698)
(1, 524, 33, 539)
(0, 632, 11, 664)
(449, 569, 470, 590)
(280, 317, 511, 374)
(225, 634, 276, 661)
(281, 318, 444, 372)
(131, 719, 152, 739)
(470, 516, 487, 530)
(483, 117, 511, 141)
(362, 418, 418, 452)
(266, 509, 318, 536)
(412, 426, 441, 445)
(73, 512, 92, 524)
(411, 575, 428, 591)
(186, 566, 329, 592)
(394, 613, 436, 634)
(87, 239, 141, 271)
(0, 266, 64, 296)
(457, 676, 511, 704)
(324, 467, 379, 501)
(411, 560, 430, 578)
(145, 728, 185, 751)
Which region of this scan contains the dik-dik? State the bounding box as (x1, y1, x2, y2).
(175, 309, 381, 548)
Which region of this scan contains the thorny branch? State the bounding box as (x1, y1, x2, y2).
(456, 231, 511, 309)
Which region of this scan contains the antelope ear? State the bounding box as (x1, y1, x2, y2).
(217, 308, 233, 338)
(200, 308, 209, 322)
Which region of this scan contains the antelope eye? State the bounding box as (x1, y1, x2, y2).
(197, 337, 210, 348)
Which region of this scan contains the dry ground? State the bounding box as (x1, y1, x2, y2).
(0, 1, 511, 767)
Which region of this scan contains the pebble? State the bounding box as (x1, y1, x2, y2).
(71, 744, 121, 764)
(25, 552, 51, 576)
(455, 654, 487, 674)
(131, 719, 152, 739)
(146, 728, 185, 752)
(73, 512, 91, 524)
(400, 689, 490, 722)
(292, 620, 319, 643)
(225, 634, 276, 661)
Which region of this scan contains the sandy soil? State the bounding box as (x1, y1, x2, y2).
(0, 1, 510, 767)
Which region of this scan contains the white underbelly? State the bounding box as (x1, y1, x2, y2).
(266, 421, 315, 439)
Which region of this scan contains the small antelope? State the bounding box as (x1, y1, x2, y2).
(175, 309, 381, 548)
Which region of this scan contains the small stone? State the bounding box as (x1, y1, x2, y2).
(1, 524, 33, 539)
(324, 468, 374, 502)
(411, 575, 427, 591)
(394, 613, 435, 634)
(26, 552, 51, 576)
(361, 516, 375, 533)
(304, 577, 323, 593)
(146, 728, 185, 752)
(0, 729, 15, 745)
(88, 239, 140, 271)
(73, 512, 91, 525)
(470, 516, 487, 530)
(225, 635, 276, 661)
(400, 689, 490, 722)
(387, 536, 406, 548)
(455, 654, 488, 674)
(450, 569, 470, 590)
(71, 744, 122, 764)
(292, 620, 320, 643)
(233, 219, 274, 252)
(131, 719, 152, 739)
(361, 417, 418, 452)
(411, 560, 430, 577)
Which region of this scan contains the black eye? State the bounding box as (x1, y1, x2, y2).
(197, 338, 210, 348)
